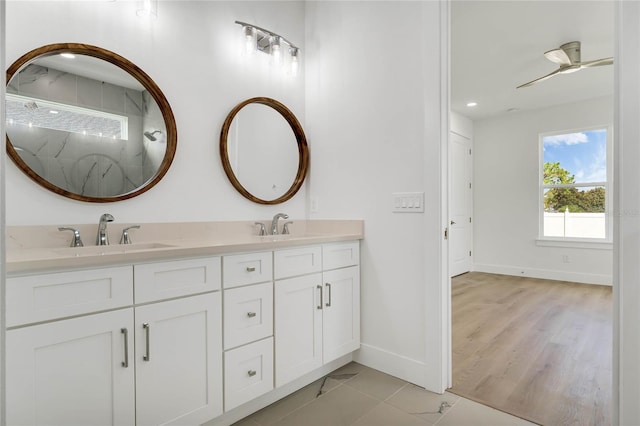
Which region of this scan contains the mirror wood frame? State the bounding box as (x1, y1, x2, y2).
(5, 43, 177, 203)
(220, 97, 309, 205)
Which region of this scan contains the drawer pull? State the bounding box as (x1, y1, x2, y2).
(247, 311, 257, 318)
(248, 370, 257, 377)
(246, 266, 256, 272)
(121, 328, 129, 368)
(143, 323, 151, 361)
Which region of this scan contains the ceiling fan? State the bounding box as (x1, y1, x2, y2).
(517, 41, 613, 89)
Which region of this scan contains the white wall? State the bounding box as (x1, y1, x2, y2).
(473, 96, 613, 285)
(305, 1, 445, 390)
(5, 1, 307, 225)
(451, 110, 473, 139)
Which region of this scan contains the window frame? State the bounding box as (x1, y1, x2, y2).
(537, 125, 613, 247)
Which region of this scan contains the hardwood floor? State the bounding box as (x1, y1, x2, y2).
(448, 272, 612, 426)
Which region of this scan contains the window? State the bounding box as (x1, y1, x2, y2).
(540, 127, 611, 242)
(5, 93, 128, 140)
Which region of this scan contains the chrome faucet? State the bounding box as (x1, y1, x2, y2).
(96, 213, 114, 245)
(271, 213, 289, 235)
(58, 227, 84, 247)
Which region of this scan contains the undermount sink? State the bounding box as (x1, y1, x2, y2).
(258, 233, 320, 241)
(53, 242, 176, 257)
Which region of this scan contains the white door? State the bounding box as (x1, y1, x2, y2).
(274, 273, 323, 387)
(322, 266, 360, 363)
(449, 131, 473, 276)
(6, 309, 135, 426)
(134, 293, 223, 426)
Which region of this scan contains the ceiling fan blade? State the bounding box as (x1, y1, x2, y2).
(544, 48, 571, 66)
(517, 68, 563, 89)
(580, 57, 614, 68)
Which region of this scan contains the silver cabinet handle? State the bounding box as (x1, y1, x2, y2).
(317, 285, 323, 310)
(143, 323, 150, 361)
(248, 370, 257, 377)
(121, 328, 129, 368)
(325, 283, 332, 307)
(246, 266, 256, 272)
(247, 312, 257, 318)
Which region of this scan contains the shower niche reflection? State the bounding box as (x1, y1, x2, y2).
(5, 43, 176, 202)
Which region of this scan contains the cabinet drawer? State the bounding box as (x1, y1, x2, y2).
(224, 282, 273, 350)
(134, 257, 221, 303)
(7, 266, 133, 327)
(323, 241, 360, 270)
(274, 246, 322, 279)
(224, 337, 274, 411)
(223, 252, 272, 288)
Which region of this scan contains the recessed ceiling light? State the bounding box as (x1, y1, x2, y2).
(466, 102, 478, 107)
(60, 53, 75, 59)
(49, 110, 59, 114)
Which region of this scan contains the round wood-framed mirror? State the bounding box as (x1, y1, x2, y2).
(220, 97, 309, 205)
(5, 43, 177, 203)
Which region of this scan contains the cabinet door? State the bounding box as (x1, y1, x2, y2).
(274, 273, 323, 387)
(322, 266, 361, 363)
(134, 293, 223, 426)
(6, 309, 135, 426)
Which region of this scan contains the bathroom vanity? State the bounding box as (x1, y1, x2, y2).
(5, 220, 362, 426)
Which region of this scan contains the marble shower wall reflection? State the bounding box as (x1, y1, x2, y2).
(6, 64, 163, 197)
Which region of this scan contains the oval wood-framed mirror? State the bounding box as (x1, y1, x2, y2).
(220, 97, 309, 205)
(5, 43, 177, 203)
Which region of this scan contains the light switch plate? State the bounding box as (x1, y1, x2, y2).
(392, 192, 425, 213)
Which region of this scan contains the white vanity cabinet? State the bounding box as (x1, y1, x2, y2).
(274, 242, 360, 387)
(6, 258, 223, 426)
(5, 236, 362, 425)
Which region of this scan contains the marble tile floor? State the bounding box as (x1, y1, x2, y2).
(233, 362, 538, 426)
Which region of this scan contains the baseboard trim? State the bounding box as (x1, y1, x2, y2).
(473, 263, 612, 286)
(354, 343, 429, 390)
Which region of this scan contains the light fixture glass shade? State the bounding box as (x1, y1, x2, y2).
(271, 36, 282, 67)
(136, 0, 158, 17)
(289, 48, 300, 76)
(244, 26, 256, 55)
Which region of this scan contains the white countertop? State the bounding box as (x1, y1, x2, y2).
(7, 220, 364, 274)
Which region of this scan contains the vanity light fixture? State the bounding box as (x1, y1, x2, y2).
(466, 102, 478, 107)
(235, 21, 301, 75)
